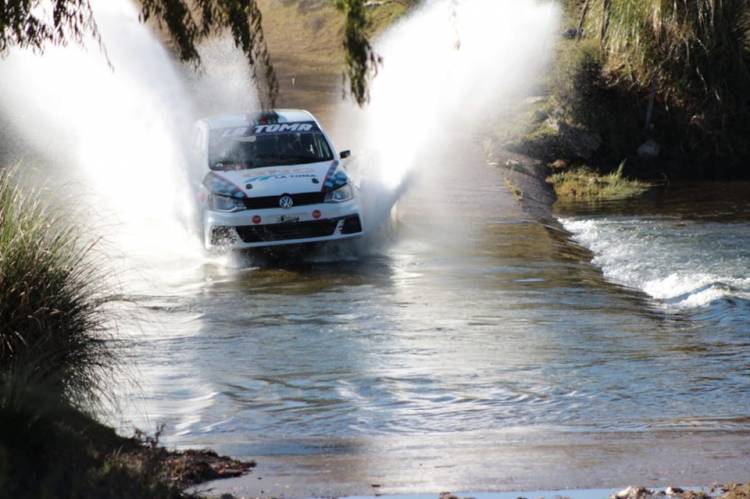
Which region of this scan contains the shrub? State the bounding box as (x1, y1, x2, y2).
(585, 0, 750, 163)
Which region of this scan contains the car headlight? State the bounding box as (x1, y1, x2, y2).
(203, 172, 247, 212)
(209, 194, 246, 212)
(325, 183, 354, 203)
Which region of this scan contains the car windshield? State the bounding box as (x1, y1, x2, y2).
(208, 123, 334, 170)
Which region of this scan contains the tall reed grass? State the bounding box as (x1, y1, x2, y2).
(568, 0, 750, 162)
(0, 167, 110, 410)
(594, 0, 750, 107)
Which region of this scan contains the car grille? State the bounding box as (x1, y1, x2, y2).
(243, 192, 325, 210)
(234, 215, 363, 243)
(235, 219, 339, 243)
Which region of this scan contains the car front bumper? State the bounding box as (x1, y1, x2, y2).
(203, 198, 363, 249)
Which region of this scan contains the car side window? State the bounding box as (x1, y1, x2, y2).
(312, 134, 332, 159)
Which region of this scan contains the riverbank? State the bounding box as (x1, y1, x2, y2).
(493, 0, 750, 203)
(0, 167, 258, 497)
(1, 407, 253, 498)
(206, 482, 750, 499)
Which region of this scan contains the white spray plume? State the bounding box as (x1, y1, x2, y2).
(0, 0, 261, 283)
(337, 0, 560, 231)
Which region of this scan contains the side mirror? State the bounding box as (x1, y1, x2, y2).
(340, 150, 351, 159)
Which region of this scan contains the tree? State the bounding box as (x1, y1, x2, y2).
(0, 0, 379, 107)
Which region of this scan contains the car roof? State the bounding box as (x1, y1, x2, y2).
(201, 109, 317, 130)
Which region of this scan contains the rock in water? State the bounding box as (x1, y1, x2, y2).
(638, 140, 661, 160)
(613, 486, 655, 499)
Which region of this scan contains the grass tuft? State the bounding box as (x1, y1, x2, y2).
(0, 167, 111, 409)
(548, 160, 652, 200)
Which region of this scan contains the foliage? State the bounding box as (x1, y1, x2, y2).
(0, 0, 98, 52)
(548, 161, 651, 200)
(553, 39, 605, 128)
(1, 0, 280, 106)
(0, 166, 255, 496)
(335, 0, 382, 105)
(143, 0, 280, 107)
(578, 0, 750, 162)
(595, 0, 750, 103)
(0, 169, 196, 498)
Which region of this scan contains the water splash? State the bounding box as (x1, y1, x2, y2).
(335, 0, 560, 231)
(0, 0, 560, 268)
(0, 0, 253, 286)
(561, 217, 750, 309)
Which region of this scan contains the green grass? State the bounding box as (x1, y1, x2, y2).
(547, 161, 651, 200)
(593, 0, 750, 104)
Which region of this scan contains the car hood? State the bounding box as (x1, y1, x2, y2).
(217, 161, 338, 197)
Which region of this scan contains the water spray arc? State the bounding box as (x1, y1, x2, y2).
(0, 0, 264, 280)
(336, 0, 560, 233)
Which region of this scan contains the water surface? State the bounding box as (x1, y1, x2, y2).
(112, 163, 750, 468)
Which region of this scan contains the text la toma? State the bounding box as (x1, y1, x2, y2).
(255, 123, 315, 133)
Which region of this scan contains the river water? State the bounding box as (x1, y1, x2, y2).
(116, 168, 750, 439)
(1, 0, 749, 494)
(110, 153, 750, 494)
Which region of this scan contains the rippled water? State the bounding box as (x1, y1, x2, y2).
(2, 0, 749, 491)
(559, 183, 750, 321)
(110, 166, 750, 458)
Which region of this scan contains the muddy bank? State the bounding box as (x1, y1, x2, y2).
(498, 155, 557, 222)
(116, 435, 256, 489)
(192, 430, 750, 498)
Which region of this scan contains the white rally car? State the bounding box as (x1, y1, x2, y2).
(193, 109, 363, 250)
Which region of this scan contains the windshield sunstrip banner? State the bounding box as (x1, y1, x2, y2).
(218, 122, 320, 138)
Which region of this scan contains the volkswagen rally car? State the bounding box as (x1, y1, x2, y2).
(193, 110, 363, 250)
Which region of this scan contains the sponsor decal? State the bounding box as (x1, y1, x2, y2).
(254, 122, 316, 134)
(244, 173, 317, 183)
(322, 165, 348, 192)
(244, 167, 314, 178)
(218, 122, 320, 138)
(242, 167, 318, 184)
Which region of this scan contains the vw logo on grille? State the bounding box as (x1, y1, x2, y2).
(279, 195, 294, 209)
